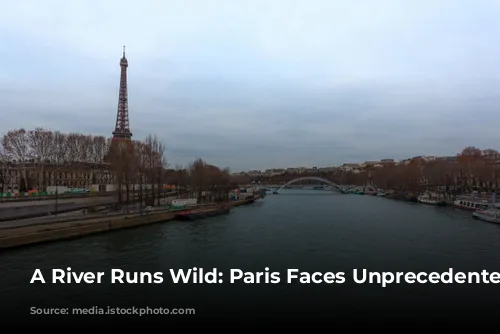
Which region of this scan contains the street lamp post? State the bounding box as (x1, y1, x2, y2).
(55, 133, 59, 217)
(55, 176, 58, 217)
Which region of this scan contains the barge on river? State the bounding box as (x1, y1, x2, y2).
(174, 205, 231, 221)
(454, 198, 489, 211)
(417, 195, 446, 206)
(472, 205, 500, 224)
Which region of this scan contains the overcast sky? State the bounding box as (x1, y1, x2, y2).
(1, 0, 500, 171)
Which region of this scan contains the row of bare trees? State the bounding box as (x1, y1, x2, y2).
(0, 128, 110, 192)
(178, 158, 237, 203)
(0, 128, 237, 205)
(356, 147, 500, 195)
(244, 147, 500, 196)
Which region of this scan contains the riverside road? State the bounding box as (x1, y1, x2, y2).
(0, 191, 178, 223)
(1, 189, 500, 324)
(0, 197, 117, 222)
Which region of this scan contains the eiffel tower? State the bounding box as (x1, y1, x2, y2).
(112, 46, 132, 140)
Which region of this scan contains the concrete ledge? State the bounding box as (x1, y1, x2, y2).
(0, 190, 179, 204)
(0, 210, 158, 230)
(0, 212, 175, 249)
(0, 197, 263, 250)
(0, 217, 115, 238)
(230, 198, 257, 207)
(0, 223, 112, 249)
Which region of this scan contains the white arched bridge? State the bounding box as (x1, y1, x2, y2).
(272, 177, 347, 193)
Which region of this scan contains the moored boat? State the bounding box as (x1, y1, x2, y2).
(453, 198, 489, 211)
(472, 206, 500, 224)
(417, 195, 445, 206)
(238, 195, 255, 205)
(168, 204, 187, 212)
(175, 205, 231, 221)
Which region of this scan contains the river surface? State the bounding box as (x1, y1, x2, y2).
(1, 190, 500, 325)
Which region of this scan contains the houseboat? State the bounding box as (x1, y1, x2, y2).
(453, 198, 489, 211)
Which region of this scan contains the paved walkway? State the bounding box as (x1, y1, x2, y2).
(0, 210, 119, 229)
(0, 199, 116, 221)
(0, 195, 115, 209)
(0, 195, 180, 226)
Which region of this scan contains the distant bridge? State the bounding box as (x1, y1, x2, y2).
(273, 177, 345, 193)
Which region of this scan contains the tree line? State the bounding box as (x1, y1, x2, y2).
(245, 147, 500, 196)
(4, 128, 496, 200)
(360, 147, 500, 196)
(0, 128, 237, 205)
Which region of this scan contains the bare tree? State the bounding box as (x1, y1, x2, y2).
(2, 129, 32, 191)
(0, 144, 11, 194)
(108, 139, 134, 204)
(132, 141, 145, 206)
(189, 158, 209, 203)
(28, 128, 53, 191)
(143, 134, 168, 206)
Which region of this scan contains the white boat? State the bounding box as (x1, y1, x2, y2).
(417, 195, 445, 206)
(472, 207, 500, 224)
(453, 198, 489, 211)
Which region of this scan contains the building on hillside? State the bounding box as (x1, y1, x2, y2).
(317, 166, 338, 173)
(341, 163, 361, 173)
(435, 156, 457, 162)
(247, 170, 263, 177)
(263, 169, 285, 177)
(285, 168, 301, 174)
(362, 161, 382, 168)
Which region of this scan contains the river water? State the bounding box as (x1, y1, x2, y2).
(1, 190, 500, 325)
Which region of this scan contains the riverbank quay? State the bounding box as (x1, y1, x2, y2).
(0, 191, 112, 203)
(0, 211, 176, 249)
(0, 200, 116, 223)
(0, 190, 179, 205)
(0, 196, 263, 250)
(0, 191, 184, 222)
(355, 189, 461, 207)
(0, 196, 112, 209)
(0, 190, 179, 208)
(230, 195, 260, 207)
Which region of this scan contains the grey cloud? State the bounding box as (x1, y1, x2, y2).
(2, 0, 500, 171)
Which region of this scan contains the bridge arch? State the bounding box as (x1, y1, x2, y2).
(275, 177, 344, 193)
